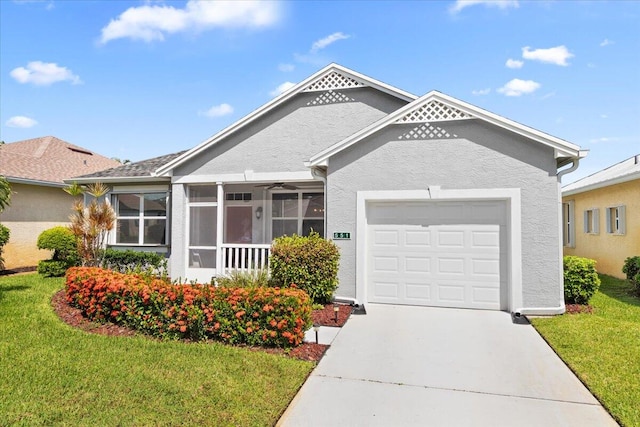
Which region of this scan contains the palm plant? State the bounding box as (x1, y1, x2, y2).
(66, 182, 115, 266)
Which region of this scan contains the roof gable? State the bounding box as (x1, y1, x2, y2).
(0, 136, 121, 185)
(308, 91, 584, 167)
(154, 63, 417, 176)
(563, 154, 640, 196)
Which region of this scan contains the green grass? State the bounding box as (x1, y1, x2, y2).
(532, 275, 640, 427)
(0, 274, 314, 426)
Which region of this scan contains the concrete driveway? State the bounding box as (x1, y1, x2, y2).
(279, 304, 617, 427)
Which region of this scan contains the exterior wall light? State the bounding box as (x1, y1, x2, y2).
(256, 206, 263, 219)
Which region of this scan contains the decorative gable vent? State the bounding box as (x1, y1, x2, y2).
(398, 123, 458, 140)
(304, 71, 366, 92)
(396, 100, 474, 123)
(306, 90, 356, 106)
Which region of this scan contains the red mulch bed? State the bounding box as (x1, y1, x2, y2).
(565, 303, 594, 314)
(51, 290, 352, 362)
(312, 303, 352, 327)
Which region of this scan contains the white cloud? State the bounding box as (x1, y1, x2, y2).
(278, 63, 295, 72)
(599, 38, 613, 47)
(199, 103, 233, 118)
(99, 0, 280, 44)
(449, 0, 519, 14)
(497, 79, 541, 96)
(270, 81, 296, 97)
(310, 32, 350, 53)
(505, 58, 523, 69)
(10, 61, 82, 86)
(6, 116, 38, 128)
(522, 45, 574, 66)
(472, 88, 491, 95)
(540, 91, 556, 100)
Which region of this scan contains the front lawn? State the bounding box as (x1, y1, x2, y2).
(0, 274, 314, 426)
(532, 274, 640, 427)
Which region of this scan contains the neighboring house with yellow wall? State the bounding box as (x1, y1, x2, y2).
(0, 136, 121, 270)
(562, 154, 640, 278)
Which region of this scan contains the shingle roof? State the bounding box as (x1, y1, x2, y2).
(0, 136, 122, 184)
(563, 154, 640, 195)
(73, 150, 187, 180)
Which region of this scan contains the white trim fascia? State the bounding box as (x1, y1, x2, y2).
(110, 184, 170, 192)
(65, 176, 170, 185)
(355, 187, 523, 313)
(309, 91, 581, 166)
(155, 64, 418, 177)
(562, 172, 640, 197)
(5, 176, 66, 188)
(173, 170, 317, 184)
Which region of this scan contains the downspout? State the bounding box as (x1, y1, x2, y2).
(510, 158, 581, 317)
(310, 166, 362, 308)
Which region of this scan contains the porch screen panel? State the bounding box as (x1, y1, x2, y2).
(302, 193, 324, 236)
(272, 193, 299, 239)
(190, 206, 217, 246)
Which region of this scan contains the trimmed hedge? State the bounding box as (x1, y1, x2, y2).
(100, 248, 168, 277)
(563, 256, 601, 305)
(37, 226, 79, 276)
(65, 267, 312, 347)
(270, 232, 340, 304)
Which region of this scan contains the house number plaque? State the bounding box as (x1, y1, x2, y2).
(333, 232, 351, 240)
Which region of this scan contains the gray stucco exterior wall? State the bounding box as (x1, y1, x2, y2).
(326, 119, 561, 309)
(175, 88, 408, 177)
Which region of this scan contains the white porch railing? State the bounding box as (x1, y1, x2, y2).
(220, 244, 271, 273)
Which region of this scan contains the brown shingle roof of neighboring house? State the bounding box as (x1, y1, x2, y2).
(72, 150, 188, 182)
(0, 136, 122, 185)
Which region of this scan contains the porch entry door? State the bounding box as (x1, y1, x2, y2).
(270, 191, 324, 240)
(225, 206, 253, 243)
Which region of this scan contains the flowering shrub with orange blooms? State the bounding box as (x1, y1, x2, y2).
(65, 267, 312, 347)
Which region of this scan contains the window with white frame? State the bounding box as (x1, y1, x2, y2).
(113, 192, 167, 245)
(187, 185, 218, 268)
(271, 191, 324, 239)
(583, 208, 599, 234)
(606, 205, 626, 235)
(562, 201, 575, 247)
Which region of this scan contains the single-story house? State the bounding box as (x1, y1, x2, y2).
(0, 136, 121, 269)
(562, 155, 640, 278)
(72, 64, 586, 315)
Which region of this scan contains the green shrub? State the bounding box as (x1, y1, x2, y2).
(37, 260, 70, 277)
(36, 226, 79, 276)
(100, 248, 168, 278)
(563, 256, 601, 305)
(214, 269, 270, 288)
(65, 267, 312, 348)
(0, 223, 9, 270)
(269, 232, 340, 304)
(622, 256, 640, 295)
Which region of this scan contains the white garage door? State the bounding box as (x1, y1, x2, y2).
(367, 200, 507, 310)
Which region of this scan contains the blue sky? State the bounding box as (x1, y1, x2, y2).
(1, 0, 638, 183)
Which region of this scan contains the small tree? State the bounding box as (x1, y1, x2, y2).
(0, 176, 11, 270)
(66, 182, 115, 266)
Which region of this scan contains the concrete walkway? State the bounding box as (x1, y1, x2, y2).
(279, 304, 617, 427)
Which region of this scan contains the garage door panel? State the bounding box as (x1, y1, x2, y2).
(405, 282, 431, 301)
(404, 229, 431, 246)
(405, 256, 430, 273)
(436, 230, 465, 248)
(367, 200, 507, 311)
(373, 229, 399, 246)
(372, 256, 399, 273)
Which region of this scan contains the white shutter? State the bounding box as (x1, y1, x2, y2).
(583, 211, 589, 233)
(619, 206, 626, 234)
(593, 208, 600, 234)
